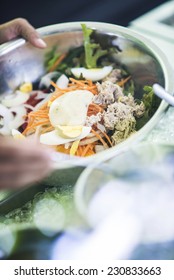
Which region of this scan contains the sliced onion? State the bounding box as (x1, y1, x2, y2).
(34, 93, 52, 111)
(0, 104, 14, 135)
(79, 136, 99, 146)
(79, 130, 104, 145)
(84, 130, 101, 138)
(39, 72, 60, 88)
(34, 91, 50, 100)
(56, 74, 69, 89)
(97, 122, 106, 132)
(9, 105, 26, 130)
(1, 90, 30, 107)
(64, 142, 71, 149)
(24, 104, 35, 111)
(95, 145, 105, 153)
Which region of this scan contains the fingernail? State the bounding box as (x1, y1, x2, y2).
(34, 38, 47, 48)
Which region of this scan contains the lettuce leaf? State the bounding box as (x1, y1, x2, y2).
(81, 24, 108, 69)
(136, 86, 161, 130)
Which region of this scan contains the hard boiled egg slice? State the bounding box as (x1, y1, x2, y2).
(71, 65, 113, 82)
(40, 126, 91, 145)
(49, 90, 93, 127)
(19, 82, 32, 93)
(57, 125, 83, 138)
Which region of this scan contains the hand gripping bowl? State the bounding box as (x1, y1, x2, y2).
(0, 21, 174, 167)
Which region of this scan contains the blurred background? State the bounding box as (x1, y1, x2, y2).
(0, 0, 167, 27)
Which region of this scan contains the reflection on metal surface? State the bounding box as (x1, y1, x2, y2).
(161, 13, 174, 27)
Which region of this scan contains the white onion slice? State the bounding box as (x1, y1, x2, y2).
(1, 90, 30, 107)
(56, 74, 69, 89)
(34, 91, 50, 100)
(79, 136, 99, 146)
(24, 104, 35, 111)
(0, 104, 14, 135)
(34, 93, 52, 111)
(95, 145, 105, 153)
(9, 105, 26, 130)
(97, 122, 106, 132)
(39, 72, 59, 88)
(64, 142, 71, 149)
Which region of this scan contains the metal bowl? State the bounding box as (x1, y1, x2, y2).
(0, 21, 173, 164)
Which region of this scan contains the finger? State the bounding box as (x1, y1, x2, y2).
(0, 137, 52, 162)
(0, 157, 52, 174)
(0, 137, 54, 189)
(15, 18, 47, 48)
(0, 137, 53, 173)
(0, 155, 53, 190)
(0, 166, 50, 189)
(0, 18, 46, 48)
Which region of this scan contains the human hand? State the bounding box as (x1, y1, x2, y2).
(0, 137, 53, 189)
(0, 18, 46, 48)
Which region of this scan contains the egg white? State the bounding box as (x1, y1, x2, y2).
(71, 65, 113, 81)
(40, 126, 91, 145)
(49, 90, 93, 127)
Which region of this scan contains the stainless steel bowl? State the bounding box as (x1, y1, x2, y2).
(0, 21, 173, 164)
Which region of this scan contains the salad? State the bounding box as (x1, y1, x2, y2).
(0, 24, 158, 157)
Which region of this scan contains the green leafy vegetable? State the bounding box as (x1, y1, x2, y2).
(81, 23, 108, 69)
(136, 85, 160, 129)
(142, 85, 160, 117)
(57, 46, 84, 75)
(45, 24, 118, 73)
(45, 46, 85, 75)
(123, 80, 135, 96)
(44, 46, 61, 71)
(142, 86, 154, 113)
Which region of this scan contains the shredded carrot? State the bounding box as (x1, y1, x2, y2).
(100, 130, 113, 147)
(91, 129, 108, 148)
(56, 145, 70, 155)
(48, 53, 67, 73)
(69, 78, 98, 95)
(81, 144, 93, 157)
(117, 76, 131, 87)
(41, 125, 54, 134)
(23, 76, 99, 138)
(50, 81, 68, 97)
(87, 103, 103, 116)
(69, 78, 88, 87)
(29, 113, 49, 118)
(75, 143, 95, 157)
(76, 145, 84, 157)
(23, 120, 49, 133)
